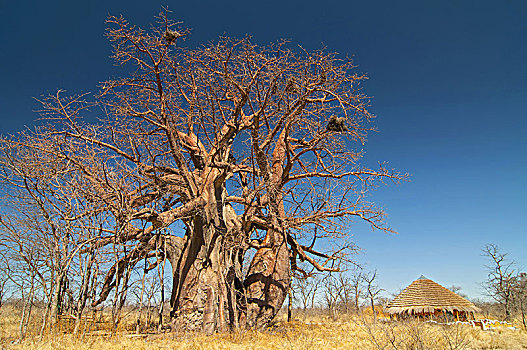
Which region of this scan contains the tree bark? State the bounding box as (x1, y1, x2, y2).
(168, 179, 246, 333)
(244, 232, 290, 329)
(244, 129, 291, 329)
(50, 273, 65, 329)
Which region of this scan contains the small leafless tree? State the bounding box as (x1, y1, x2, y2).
(320, 269, 364, 318)
(364, 270, 383, 320)
(514, 272, 527, 330)
(323, 274, 341, 320)
(335, 272, 354, 314)
(350, 268, 365, 314)
(482, 244, 516, 320)
(0, 253, 9, 310)
(292, 270, 322, 317)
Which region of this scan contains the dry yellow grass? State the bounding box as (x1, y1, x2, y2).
(2, 313, 527, 350)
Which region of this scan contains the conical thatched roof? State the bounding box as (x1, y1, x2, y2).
(385, 276, 480, 315)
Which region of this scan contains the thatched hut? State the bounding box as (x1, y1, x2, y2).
(386, 276, 479, 321)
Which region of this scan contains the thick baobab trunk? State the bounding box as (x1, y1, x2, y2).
(244, 128, 291, 329)
(169, 181, 246, 333)
(244, 230, 290, 329)
(169, 226, 246, 332)
(167, 201, 289, 331)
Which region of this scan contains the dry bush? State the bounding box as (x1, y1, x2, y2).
(358, 315, 527, 350)
(360, 317, 472, 350)
(1, 311, 527, 349)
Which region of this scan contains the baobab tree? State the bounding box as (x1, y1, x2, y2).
(0, 10, 406, 333)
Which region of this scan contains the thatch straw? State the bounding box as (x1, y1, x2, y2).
(385, 276, 480, 315)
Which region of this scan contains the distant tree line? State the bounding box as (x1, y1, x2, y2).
(290, 266, 385, 320)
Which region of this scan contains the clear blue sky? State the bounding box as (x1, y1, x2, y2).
(1, 0, 525, 300)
